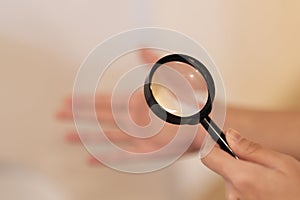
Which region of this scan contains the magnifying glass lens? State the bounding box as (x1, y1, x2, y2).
(151, 61, 208, 117)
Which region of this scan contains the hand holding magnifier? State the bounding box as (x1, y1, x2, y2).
(144, 54, 238, 158)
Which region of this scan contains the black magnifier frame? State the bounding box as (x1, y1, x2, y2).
(144, 54, 238, 158)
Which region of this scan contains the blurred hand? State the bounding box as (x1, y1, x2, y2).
(56, 49, 205, 165)
(202, 129, 300, 200)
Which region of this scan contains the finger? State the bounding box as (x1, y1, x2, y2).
(87, 150, 137, 166)
(201, 146, 243, 181)
(66, 129, 139, 144)
(87, 144, 182, 167)
(63, 96, 139, 118)
(88, 153, 143, 167)
(65, 131, 81, 143)
(65, 131, 105, 144)
(139, 48, 162, 63)
(61, 90, 146, 119)
(69, 94, 126, 111)
(226, 129, 287, 169)
(104, 130, 143, 144)
(88, 156, 104, 166)
(64, 95, 95, 109)
(56, 108, 118, 123)
(225, 181, 240, 200)
(95, 94, 129, 110)
(56, 110, 73, 120)
(56, 110, 95, 121)
(63, 96, 73, 108)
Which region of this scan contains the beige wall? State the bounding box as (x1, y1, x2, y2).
(153, 0, 300, 109)
(2, 1, 299, 109)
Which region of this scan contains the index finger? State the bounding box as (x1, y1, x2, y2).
(201, 146, 243, 181)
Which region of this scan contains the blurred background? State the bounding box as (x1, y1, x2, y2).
(0, 0, 299, 199)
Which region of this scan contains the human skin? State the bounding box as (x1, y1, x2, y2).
(224, 107, 300, 160)
(56, 49, 300, 199)
(202, 129, 300, 200)
(56, 93, 300, 164)
(56, 49, 300, 163)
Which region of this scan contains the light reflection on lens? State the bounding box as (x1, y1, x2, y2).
(151, 83, 181, 116)
(151, 62, 208, 117)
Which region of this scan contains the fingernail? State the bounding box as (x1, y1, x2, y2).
(226, 129, 241, 144)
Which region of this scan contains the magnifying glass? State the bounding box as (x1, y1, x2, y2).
(144, 54, 238, 158)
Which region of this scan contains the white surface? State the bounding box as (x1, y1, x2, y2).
(0, 164, 66, 200)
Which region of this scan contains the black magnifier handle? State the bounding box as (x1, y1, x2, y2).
(200, 116, 239, 159)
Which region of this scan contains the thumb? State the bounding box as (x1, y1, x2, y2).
(226, 129, 285, 168)
(139, 48, 161, 64)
